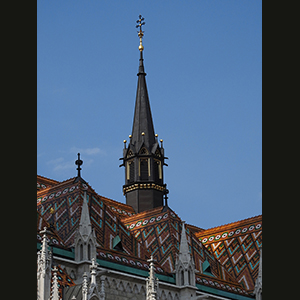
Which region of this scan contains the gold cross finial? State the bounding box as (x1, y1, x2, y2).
(136, 14, 145, 51)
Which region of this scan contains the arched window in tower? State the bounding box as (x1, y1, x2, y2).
(154, 159, 162, 182)
(139, 158, 150, 180)
(181, 270, 184, 286)
(126, 160, 135, 183)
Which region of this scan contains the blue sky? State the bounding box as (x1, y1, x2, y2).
(37, 0, 262, 229)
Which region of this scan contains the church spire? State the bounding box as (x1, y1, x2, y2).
(120, 16, 168, 213)
(131, 16, 156, 152)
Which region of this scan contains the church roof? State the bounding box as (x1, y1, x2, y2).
(37, 173, 256, 298)
(121, 205, 251, 297)
(195, 215, 262, 292)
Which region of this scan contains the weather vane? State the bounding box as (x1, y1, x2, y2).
(136, 14, 145, 51)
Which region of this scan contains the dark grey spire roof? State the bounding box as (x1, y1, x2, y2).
(131, 51, 156, 151)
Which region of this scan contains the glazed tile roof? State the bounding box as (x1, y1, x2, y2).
(37, 174, 60, 191)
(37, 175, 259, 297)
(37, 177, 150, 261)
(122, 205, 250, 296)
(195, 215, 262, 293)
(37, 211, 66, 248)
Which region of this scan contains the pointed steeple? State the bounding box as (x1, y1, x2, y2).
(131, 50, 156, 152)
(120, 15, 168, 213)
(74, 191, 97, 263)
(175, 222, 196, 287)
(79, 191, 92, 239)
(179, 222, 191, 264)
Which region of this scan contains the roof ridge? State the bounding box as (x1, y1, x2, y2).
(121, 206, 164, 222)
(37, 174, 60, 184)
(37, 177, 77, 196)
(100, 195, 133, 209)
(195, 214, 262, 235)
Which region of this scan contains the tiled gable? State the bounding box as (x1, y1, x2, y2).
(122, 206, 250, 296)
(195, 215, 262, 292)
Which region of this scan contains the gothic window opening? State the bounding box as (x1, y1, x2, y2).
(139, 158, 149, 180)
(181, 270, 184, 286)
(126, 160, 135, 183)
(88, 243, 91, 260)
(80, 244, 83, 261)
(154, 159, 162, 181)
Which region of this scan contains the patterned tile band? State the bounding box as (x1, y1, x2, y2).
(126, 212, 177, 230)
(97, 251, 164, 273)
(199, 223, 262, 244)
(37, 183, 88, 204)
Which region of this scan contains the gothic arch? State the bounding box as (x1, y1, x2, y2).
(160, 290, 167, 300)
(125, 282, 132, 293)
(139, 147, 149, 155)
(104, 277, 110, 289)
(117, 280, 125, 292)
(132, 283, 139, 294)
(140, 285, 146, 296)
(167, 291, 173, 300)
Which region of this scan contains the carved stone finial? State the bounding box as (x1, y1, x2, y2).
(82, 272, 88, 300)
(146, 255, 158, 300)
(90, 258, 98, 286)
(50, 266, 61, 300)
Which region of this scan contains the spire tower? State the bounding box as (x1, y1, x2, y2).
(120, 15, 168, 213)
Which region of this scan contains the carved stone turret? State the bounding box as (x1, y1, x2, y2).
(37, 227, 52, 300)
(74, 191, 98, 281)
(175, 222, 197, 299)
